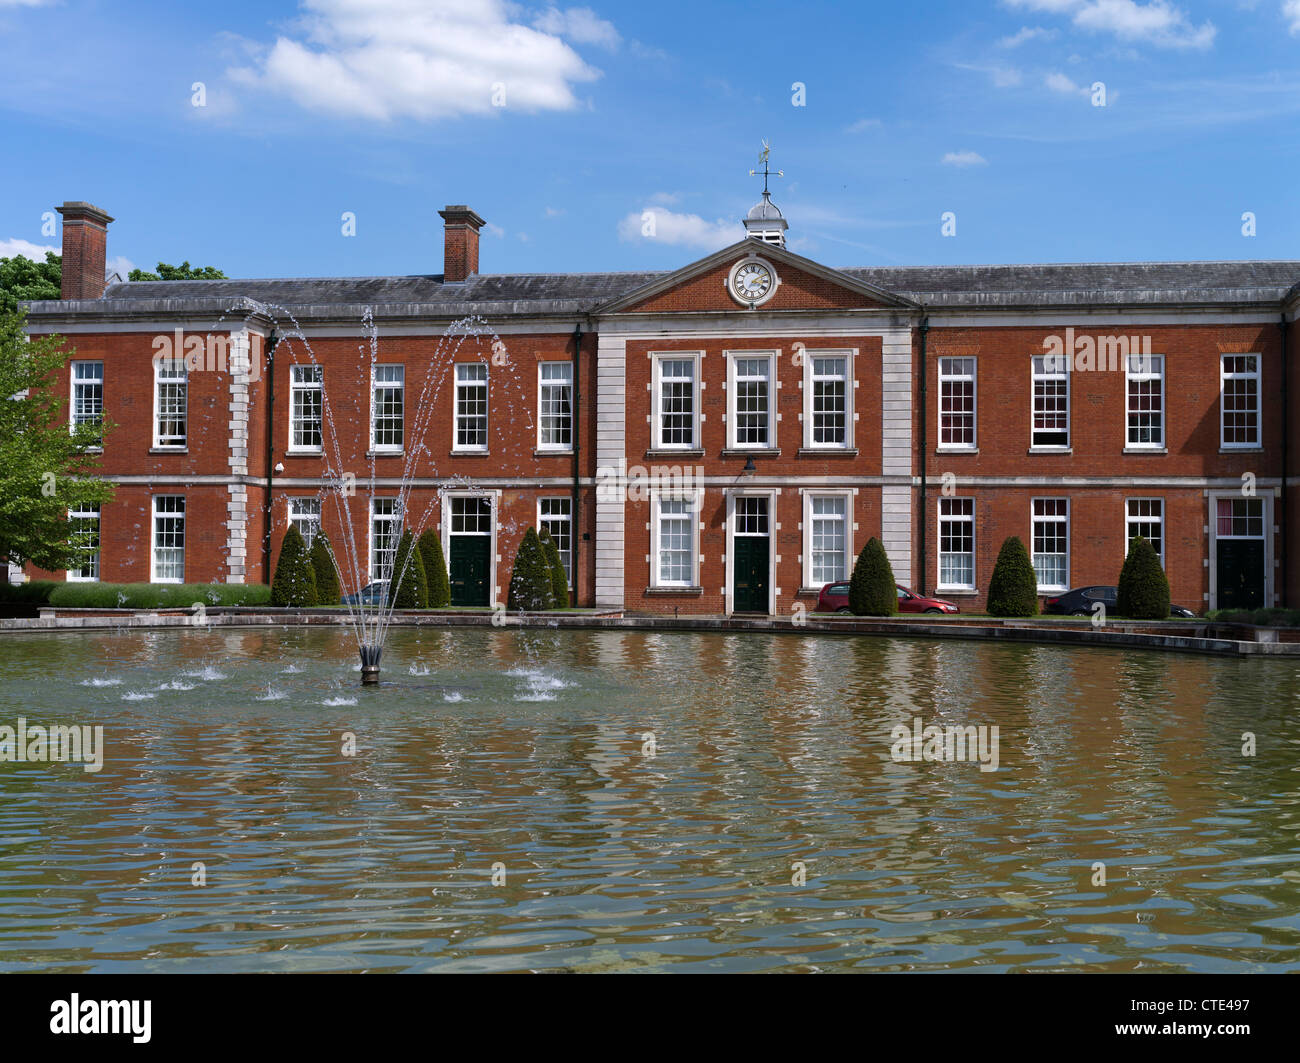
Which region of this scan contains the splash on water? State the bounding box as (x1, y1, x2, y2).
(321, 696, 358, 707)
(80, 678, 122, 688)
(121, 691, 156, 701)
(183, 667, 228, 681)
(256, 687, 287, 702)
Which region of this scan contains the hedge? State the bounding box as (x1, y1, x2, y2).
(389, 529, 428, 608)
(539, 528, 570, 609)
(1116, 536, 1170, 620)
(47, 582, 272, 608)
(271, 524, 318, 607)
(418, 529, 451, 608)
(987, 536, 1039, 617)
(508, 526, 554, 611)
(310, 532, 342, 606)
(1207, 607, 1300, 627)
(848, 537, 896, 616)
(0, 580, 58, 605)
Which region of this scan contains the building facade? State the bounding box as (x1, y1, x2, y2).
(21, 197, 1300, 615)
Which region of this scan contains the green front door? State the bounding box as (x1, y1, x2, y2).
(1217, 539, 1265, 610)
(732, 535, 769, 613)
(449, 536, 491, 607)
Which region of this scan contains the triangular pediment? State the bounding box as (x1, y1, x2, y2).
(596, 240, 916, 315)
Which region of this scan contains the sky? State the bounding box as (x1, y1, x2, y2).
(1, 0, 1298, 281)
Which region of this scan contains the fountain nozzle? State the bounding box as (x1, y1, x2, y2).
(359, 642, 383, 686)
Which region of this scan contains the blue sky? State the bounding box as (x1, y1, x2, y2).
(2, 0, 1298, 280)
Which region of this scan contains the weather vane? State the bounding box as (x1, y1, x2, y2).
(749, 139, 783, 196)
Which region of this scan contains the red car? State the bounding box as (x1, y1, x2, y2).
(816, 582, 960, 615)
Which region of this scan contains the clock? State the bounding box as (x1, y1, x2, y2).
(728, 257, 778, 307)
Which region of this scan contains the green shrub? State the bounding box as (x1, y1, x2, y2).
(47, 583, 271, 608)
(987, 536, 1039, 617)
(271, 524, 318, 607)
(539, 529, 570, 609)
(508, 527, 554, 611)
(1116, 536, 1170, 620)
(309, 532, 341, 606)
(0, 580, 57, 604)
(848, 537, 896, 616)
(1208, 607, 1300, 627)
(389, 529, 428, 608)
(418, 529, 450, 608)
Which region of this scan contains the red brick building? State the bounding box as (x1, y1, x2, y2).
(21, 195, 1300, 616)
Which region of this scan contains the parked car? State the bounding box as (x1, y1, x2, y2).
(1042, 585, 1196, 619)
(817, 582, 960, 615)
(342, 580, 390, 606)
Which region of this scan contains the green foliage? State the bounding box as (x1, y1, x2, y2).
(0, 253, 61, 315)
(1116, 536, 1170, 620)
(309, 531, 341, 606)
(389, 529, 428, 608)
(0, 580, 58, 604)
(0, 309, 115, 571)
(417, 529, 450, 608)
(539, 528, 569, 609)
(987, 536, 1039, 617)
(1206, 608, 1300, 626)
(128, 261, 227, 282)
(47, 583, 271, 608)
(848, 537, 896, 616)
(508, 527, 554, 611)
(271, 524, 318, 607)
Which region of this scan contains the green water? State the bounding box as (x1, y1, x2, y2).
(0, 626, 1297, 972)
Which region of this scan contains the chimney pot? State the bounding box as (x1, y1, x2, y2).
(438, 205, 485, 284)
(56, 201, 114, 300)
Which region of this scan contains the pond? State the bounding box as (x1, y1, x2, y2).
(0, 626, 1297, 972)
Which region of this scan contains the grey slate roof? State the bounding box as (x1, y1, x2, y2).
(22, 259, 1300, 320)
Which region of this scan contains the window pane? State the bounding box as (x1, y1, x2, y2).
(939, 497, 974, 588)
(540, 497, 572, 583)
(660, 359, 694, 447)
(811, 356, 846, 445)
(810, 495, 847, 584)
(733, 358, 769, 446)
(372, 365, 404, 449)
(540, 362, 572, 448)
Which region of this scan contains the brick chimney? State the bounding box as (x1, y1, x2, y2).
(56, 201, 114, 300)
(438, 205, 485, 283)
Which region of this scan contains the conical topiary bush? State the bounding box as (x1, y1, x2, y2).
(417, 528, 450, 608)
(1117, 535, 1170, 619)
(539, 528, 570, 609)
(849, 536, 896, 616)
(309, 531, 341, 606)
(987, 536, 1039, 617)
(388, 528, 428, 608)
(508, 527, 554, 612)
(271, 524, 318, 607)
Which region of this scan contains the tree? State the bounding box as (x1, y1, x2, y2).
(1117, 536, 1170, 619)
(0, 309, 114, 572)
(508, 527, 554, 611)
(310, 531, 341, 606)
(848, 537, 896, 616)
(0, 253, 61, 315)
(128, 261, 227, 282)
(539, 528, 570, 609)
(417, 529, 450, 608)
(388, 528, 428, 608)
(271, 524, 318, 606)
(987, 536, 1039, 617)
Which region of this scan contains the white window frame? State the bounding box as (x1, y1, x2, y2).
(439, 490, 500, 606)
(1124, 497, 1165, 569)
(651, 352, 702, 451)
(937, 356, 977, 451)
(153, 356, 188, 449)
(726, 350, 776, 450)
(288, 496, 322, 548)
(1125, 352, 1164, 450)
(1219, 353, 1261, 450)
(537, 361, 574, 452)
(369, 497, 400, 582)
(937, 497, 976, 592)
(67, 502, 100, 582)
(1208, 491, 1273, 610)
(538, 495, 573, 587)
(801, 349, 854, 451)
(151, 495, 185, 584)
(802, 489, 853, 591)
(370, 364, 405, 453)
(288, 364, 323, 453)
(69, 360, 103, 449)
(1030, 354, 1070, 450)
(724, 489, 776, 615)
(454, 362, 489, 452)
(650, 489, 702, 588)
(1031, 496, 1069, 593)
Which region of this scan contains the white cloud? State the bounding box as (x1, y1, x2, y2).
(941, 151, 988, 167)
(1045, 71, 1084, 93)
(1285, 0, 1300, 34)
(531, 6, 621, 49)
(0, 237, 57, 260)
(484, 221, 506, 238)
(544, 206, 564, 217)
(1004, 0, 1216, 49)
(0, 1, 56, 7)
(228, 0, 607, 121)
(846, 117, 883, 132)
(617, 206, 737, 250)
(105, 255, 135, 281)
(999, 26, 1058, 46)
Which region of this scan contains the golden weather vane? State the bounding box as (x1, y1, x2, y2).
(749, 139, 783, 196)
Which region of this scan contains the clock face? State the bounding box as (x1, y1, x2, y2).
(730, 259, 776, 305)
